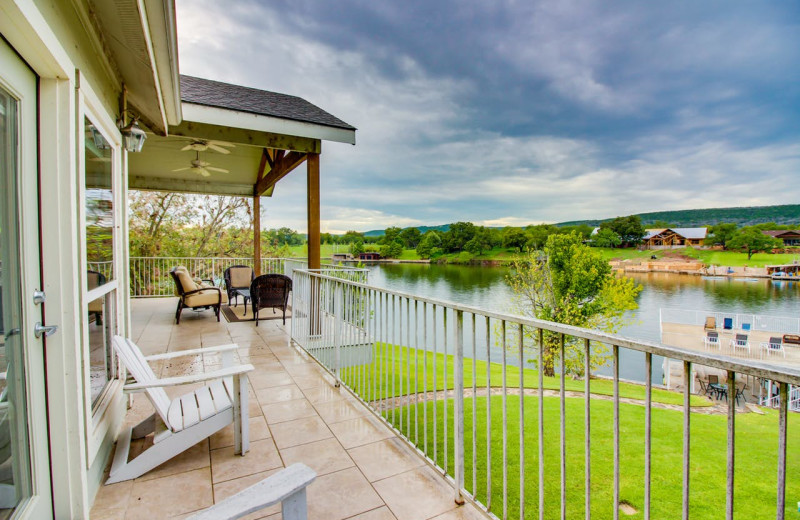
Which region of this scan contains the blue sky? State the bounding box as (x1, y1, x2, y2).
(176, 0, 799, 233)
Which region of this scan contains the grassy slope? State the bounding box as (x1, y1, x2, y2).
(339, 345, 709, 407)
(682, 248, 800, 267)
(386, 396, 798, 519)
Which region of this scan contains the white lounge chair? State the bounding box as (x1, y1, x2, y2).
(106, 336, 254, 484)
(188, 463, 316, 520)
(703, 331, 720, 350)
(760, 336, 786, 358)
(729, 333, 750, 355)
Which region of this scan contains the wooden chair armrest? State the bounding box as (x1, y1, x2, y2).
(123, 364, 254, 392)
(187, 463, 316, 520)
(145, 344, 239, 361)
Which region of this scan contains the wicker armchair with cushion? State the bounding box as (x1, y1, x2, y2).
(170, 266, 228, 324)
(250, 274, 292, 326)
(224, 265, 254, 307)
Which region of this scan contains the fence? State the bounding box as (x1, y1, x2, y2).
(290, 269, 800, 520)
(128, 257, 368, 297)
(661, 308, 800, 335)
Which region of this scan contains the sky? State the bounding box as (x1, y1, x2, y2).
(176, 0, 800, 234)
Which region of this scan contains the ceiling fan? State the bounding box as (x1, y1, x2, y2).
(181, 139, 235, 155)
(172, 151, 229, 177)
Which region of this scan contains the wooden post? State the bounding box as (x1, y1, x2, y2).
(307, 153, 321, 270)
(253, 194, 261, 276)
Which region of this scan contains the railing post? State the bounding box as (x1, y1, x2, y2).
(454, 309, 465, 505)
(334, 282, 343, 387)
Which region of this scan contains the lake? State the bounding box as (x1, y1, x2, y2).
(363, 263, 800, 383)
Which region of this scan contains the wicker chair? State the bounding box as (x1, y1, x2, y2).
(170, 266, 227, 324)
(224, 265, 254, 307)
(250, 274, 292, 326)
(87, 270, 107, 325)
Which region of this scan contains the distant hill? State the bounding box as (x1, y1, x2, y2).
(364, 224, 451, 237)
(557, 204, 800, 228)
(355, 204, 800, 237)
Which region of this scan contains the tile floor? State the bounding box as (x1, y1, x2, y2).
(90, 298, 487, 520)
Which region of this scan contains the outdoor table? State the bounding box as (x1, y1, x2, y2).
(709, 382, 728, 401)
(232, 288, 251, 314)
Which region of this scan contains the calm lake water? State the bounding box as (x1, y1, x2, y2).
(363, 263, 800, 383)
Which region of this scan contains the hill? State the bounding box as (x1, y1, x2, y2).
(557, 204, 800, 228)
(364, 224, 451, 237)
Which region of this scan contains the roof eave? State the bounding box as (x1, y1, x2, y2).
(143, 0, 182, 126)
(181, 102, 356, 145)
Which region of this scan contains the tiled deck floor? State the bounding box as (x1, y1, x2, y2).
(91, 298, 485, 520)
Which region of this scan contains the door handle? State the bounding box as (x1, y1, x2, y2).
(34, 322, 58, 338)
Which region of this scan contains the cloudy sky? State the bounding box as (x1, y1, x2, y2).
(176, 0, 799, 233)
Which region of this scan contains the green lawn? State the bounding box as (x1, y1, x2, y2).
(387, 395, 799, 519)
(682, 248, 800, 268)
(594, 248, 663, 261)
(337, 344, 710, 407)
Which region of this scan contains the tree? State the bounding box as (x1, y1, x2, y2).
(506, 233, 642, 376)
(593, 228, 622, 248)
(399, 227, 422, 249)
(704, 223, 738, 249)
(600, 215, 646, 246)
(525, 224, 559, 250)
(342, 230, 365, 244)
(381, 226, 403, 245)
(464, 226, 494, 255)
(441, 222, 476, 253)
(725, 227, 782, 260)
(416, 231, 441, 259)
(380, 240, 404, 258)
(502, 227, 528, 251)
(349, 239, 365, 256)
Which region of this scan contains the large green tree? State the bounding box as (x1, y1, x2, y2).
(725, 227, 782, 260)
(600, 215, 646, 246)
(507, 233, 642, 376)
(704, 223, 737, 249)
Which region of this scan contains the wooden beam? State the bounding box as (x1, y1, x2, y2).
(254, 151, 308, 196)
(129, 176, 254, 196)
(254, 194, 262, 276)
(169, 121, 322, 154)
(307, 153, 321, 270)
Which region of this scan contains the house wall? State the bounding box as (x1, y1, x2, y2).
(0, 1, 132, 517)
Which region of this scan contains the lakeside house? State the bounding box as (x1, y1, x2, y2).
(642, 227, 707, 248)
(359, 252, 382, 261)
(1, 1, 796, 518)
(762, 229, 800, 246)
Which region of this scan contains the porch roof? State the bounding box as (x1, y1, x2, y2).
(129, 75, 355, 197)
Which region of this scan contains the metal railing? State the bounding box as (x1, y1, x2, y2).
(290, 269, 800, 520)
(762, 384, 800, 412)
(128, 257, 367, 297)
(662, 308, 800, 334)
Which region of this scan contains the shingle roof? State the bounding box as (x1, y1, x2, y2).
(644, 227, 707, 240)
(180, 75, 356, 131)
(762, 230, 800, 237)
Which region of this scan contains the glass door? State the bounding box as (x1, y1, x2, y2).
(0, 39, 54, 518)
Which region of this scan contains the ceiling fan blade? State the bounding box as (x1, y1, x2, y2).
(210, 140, 235, 148)
(172, 167, 191, 172)
(195, 167, 211, 177)
(180, 144, 194, 151)
(207, 144, 231, 154)
(206, 166, 229, 173)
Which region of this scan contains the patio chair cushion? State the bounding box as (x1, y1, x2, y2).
(174, 267, 198, 294)
(184, 289, 226, 308)
(229, 267, 253, 288)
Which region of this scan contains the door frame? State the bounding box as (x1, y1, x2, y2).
(0, 36, 54, 519)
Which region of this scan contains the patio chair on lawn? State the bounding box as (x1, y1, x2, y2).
(760, 336, 786, 358)
(250, 274, 292, 326)
(106, 336, 254, 484)
(188, 463, 316, 520)
(729, 333, 750, 355)
(706, 374, 721, 399)
(703, 331, 720, 350)
(170, 266, 228, 324)
(224, 265, 254, 308)
(704, 316, 716, 331)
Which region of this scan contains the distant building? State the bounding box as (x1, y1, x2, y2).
(761, 230, 800, 246)
(642, 228, 707, 249)
(331, 253, 354, 261)
(358, 252, 382, 261)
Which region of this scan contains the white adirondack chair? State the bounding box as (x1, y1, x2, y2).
(187, 463, 316, 520)
(107, 336, 254, 484)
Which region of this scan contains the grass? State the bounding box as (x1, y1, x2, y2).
(336, 344, 710, 407)
(682, 248, 800, 268)
(384, 395, 799, 519)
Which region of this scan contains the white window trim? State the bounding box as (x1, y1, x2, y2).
(77, 81, 126, 467)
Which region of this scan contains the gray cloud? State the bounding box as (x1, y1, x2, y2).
(176, 0, 800, 232)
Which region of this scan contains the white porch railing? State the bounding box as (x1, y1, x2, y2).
(661, 308, 800, 334)
(128, 257, 368, 297)
(290, 269, 800, 520)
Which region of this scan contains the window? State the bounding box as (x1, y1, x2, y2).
(84, 116, 117, 408)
